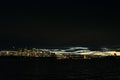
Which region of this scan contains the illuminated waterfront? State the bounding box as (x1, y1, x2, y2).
(0, 47, 120, 59)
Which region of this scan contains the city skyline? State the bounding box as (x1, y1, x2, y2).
(0, 47, 119, 60)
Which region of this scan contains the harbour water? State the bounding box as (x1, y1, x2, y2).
(0, 57, 120, 80)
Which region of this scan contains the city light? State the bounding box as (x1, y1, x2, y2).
(0, 47, 120, 59)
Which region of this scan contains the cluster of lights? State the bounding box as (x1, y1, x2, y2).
(0, 47, 120, 59)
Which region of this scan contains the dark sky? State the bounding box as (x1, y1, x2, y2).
(0, 0, 120, 48)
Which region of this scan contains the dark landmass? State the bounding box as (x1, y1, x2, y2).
(0, 56, 120, 80)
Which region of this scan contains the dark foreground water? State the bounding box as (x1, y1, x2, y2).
(0, 57, 120, 80)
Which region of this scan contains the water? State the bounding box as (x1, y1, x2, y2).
(0, 57, 120, 80)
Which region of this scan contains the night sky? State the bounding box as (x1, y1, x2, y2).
(0, 0, 120, 48)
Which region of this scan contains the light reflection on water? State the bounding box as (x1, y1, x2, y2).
(0, 58, 120, 80)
